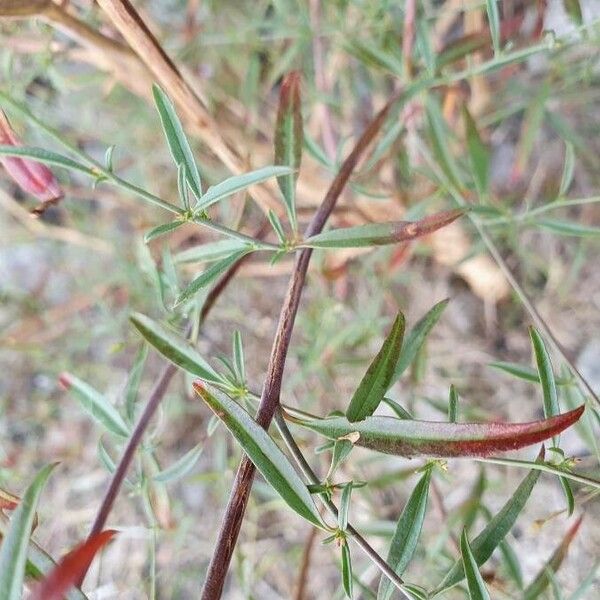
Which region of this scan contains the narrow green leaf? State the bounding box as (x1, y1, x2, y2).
(563, 0, 583, 26)
(390, 299, 449, 387)
(326, 439, 355, 479)
(0, 514, 86, 600)
(268, 209, 287, 245)
(489, 361, 544, 383)
(425, 97, 463, 190)
(232, 330, 245, 385)
(377, 468, 431, 600)
(433, 452, 544, 594)
(485, 0, 501, 55)
(559, 476, 575, 516)
(104, 145, 115, 172)
(523, 516, 583, 600)
(154, 444, 203, 483)
(382, 398, 413, 420)
(274, 71, 302, 230)
(0, 464, 56, 600)
(0, 145, 95, 176)
(144, 220, 185, 243)
(302, 210, 464, 249)
(530, 327, 560, 446)
(177, 163, 190, 211)
(195, 166, 293, 212)
(498, 539, 523, 589)
(462, 106, 489, 195)
(559, 142, 575, 197)
(194, 383, 326, 529)
(338, 483, 353, 532)
(130, 312, 222, 384)
(341, 543, 353, 599)
(174, 239, 250, 264)
(460, 529, 491, 600)
(152, 85, 202, 199)
(59, 373, 130, 438)
(174, 249, 249, 307)
(346, 312, 405, 422)
(448, 385, 459, 423)
(125, 344, 148, 423)
(291, 408, 583, 458)
(537, 219, 600, 237)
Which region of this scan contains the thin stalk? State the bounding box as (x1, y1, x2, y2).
(0, 91, 182, 215)
(200, 94, 401, 599)
(274, 410, 412, 600)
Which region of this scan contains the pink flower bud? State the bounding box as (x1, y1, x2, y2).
(0, 109, 63, 213)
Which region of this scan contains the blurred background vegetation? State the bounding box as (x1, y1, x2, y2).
(1, 1, 600, 598)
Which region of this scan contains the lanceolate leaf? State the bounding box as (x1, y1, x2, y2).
(523, 516, 583, 600)
(31, 530, 116, 600)
(289, 406, 584, 458)
(485, 0, 501, 56)
(174, 249, 250, 307)
(377, 468, 432, 600)
(0, 145, 94, 176)
(460, 530, 491, 600)
(130, 313, 223, 384)
(346, 313, 405, 422)
(194, 383, 326, 529)
(536, 219, 600, 237)
(153, 444, 203, 483)
(152, 85, 202, 199)
(462, 106, 489, 195)
(144, 220, 185, 243)
(0, 464, 56, 600)
(174, 239, 251, 264)
(274, 71, 302, 230)
(390, 299, 449, 387)
(530, 328, 560, 420)
(59, 373, 130, 438)
(489, 361, 570, 385)
(341, 543, 353, 598)
(302, 210, 464, 249)
(195, 166, 293, 212)
(0, 513, 86, 600)
(433, 451, 545, 595)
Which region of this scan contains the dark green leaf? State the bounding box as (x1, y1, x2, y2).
(0, 464, 56, 600)
(346, 313, 405, 422)
(390, 299, 449, 387)
(59, 373, 130, 438)
(338, 483, 353, 531)
(341, 542, 353, 599)
(130, 312, 223, 384)
(462, 106, 489, 195)
(563, 0, 583, 26)
(195, 166, 292, 212)
(460, 529, 491, 600)
(274, 71, 302, 230)
(530, 327, 560, 445)
(498, 539, 523, 589)
(377, 469, 431, 600)
(268, 209, 287, 245)
(326, 439, 355, 479)
(382, 398, 413, 420)
(559, 476, 575, 516)
(152, 85, 202, 199)
(194, 383, 326, 529)
(174, 250, 249, 307)
(232, 330, 245, 385)
(433, 451, 545, 594)
(448, 385, 459, 423)
(302, 210, 464, 249)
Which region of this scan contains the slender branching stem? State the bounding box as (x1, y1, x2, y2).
(200, 94, 401, 599)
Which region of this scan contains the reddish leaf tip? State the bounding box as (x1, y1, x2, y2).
(58, 372, 72, 390)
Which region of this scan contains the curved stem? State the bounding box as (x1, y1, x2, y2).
(200, 93, 400, 599)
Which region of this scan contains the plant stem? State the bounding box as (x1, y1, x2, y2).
(274, 410, 412, 599)
(200, 93, 400, 599)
